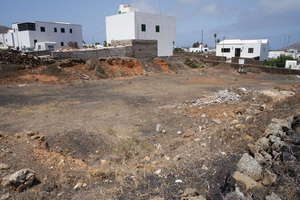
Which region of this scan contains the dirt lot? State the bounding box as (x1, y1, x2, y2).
(1, 63, 300, 200)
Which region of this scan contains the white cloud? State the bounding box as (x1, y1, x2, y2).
(202, 3, 218, 15)
(260, 0, 300, 13)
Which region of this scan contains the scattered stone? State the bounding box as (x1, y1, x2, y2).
(262, 170, 277, 186)
(154, 169, 162, 175)
(232, 171, 263, 191)
(73, 182, 87, 190)
(224, 187, 245, 200)
(1, 168, 37, 192)
(255, 137, 270, 151)
(0, 163, 10, 170)
(269, 135, 285, 151)
(182, 188, 199, 197)
(26, 131, 37, 137)
(237, 153, 262, 180)
(282, 151, 296, 162)
(265, 192, 281, 200)
(175, 179, 183, 183)
(177, 131, 183, 135)
(0, 193, 10, 200)
(162, 129, 167, 134)
(212, 119, 222, 125)
(156, 124, 162, 133)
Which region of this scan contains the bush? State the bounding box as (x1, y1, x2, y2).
(184, 58, 203, 68)
(174, 48, 185, 53)
(263, 55, 295, 68)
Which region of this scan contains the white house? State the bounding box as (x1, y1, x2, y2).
(216, 39, 269, 61)
(285, 60, 300, 70)
(189, 44, 209, 53)
(0, 21, 83, 51)
(269, 49, 298, 60)
(106, 4, 176, 57)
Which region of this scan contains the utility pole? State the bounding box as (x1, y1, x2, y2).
(201, 30, 203, 44)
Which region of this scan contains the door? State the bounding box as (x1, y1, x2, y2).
(235, 48, 241, 57)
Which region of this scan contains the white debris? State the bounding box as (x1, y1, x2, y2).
(175, 179, 183, 183)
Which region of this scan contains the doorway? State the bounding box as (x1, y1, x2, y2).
(235, 48, 241, 57)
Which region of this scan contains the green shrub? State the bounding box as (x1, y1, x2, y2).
(263, 55, 295, 68)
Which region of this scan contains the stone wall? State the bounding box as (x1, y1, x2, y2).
(51, 40, 158, 60)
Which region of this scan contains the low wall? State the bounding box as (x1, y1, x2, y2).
(25, 50, 52, 57)
(52, 40, 158, 60)
(231, 63, 300, 75)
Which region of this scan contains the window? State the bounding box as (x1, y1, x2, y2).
(61, 28, 65, 33)
(17, 23, 36, 31)
(155, 25, 160, 32)
(221, 48, 230, 53)
(70, 28, 73, 33)
(34, 40, 37, 44)
(54, 27, 57, 32)
(40, 27, 46, 32)
(141, 24, 146, 32)
(61, 42, 64, 46)
(248, 48, 254, 53)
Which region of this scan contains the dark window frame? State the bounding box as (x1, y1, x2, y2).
(248, 48, 254, 53)
(61, 28, 65, 33)
(155, 25, 160, 33)
(141, 24, 146, 32)
(61, 42, 64, 47)
(69, 28, 73, 34)
(54, 27, 57, 32)
(40, 27, 46, 32)
(18, 23, 36, 31)
(221, 48, 231, 53)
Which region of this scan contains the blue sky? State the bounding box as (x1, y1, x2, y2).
(1, 0, 299, 49)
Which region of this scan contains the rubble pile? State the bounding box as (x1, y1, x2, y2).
(0, 50, 42, 66)
(227, 115, 300, 200)
(192, 89, 241, 106)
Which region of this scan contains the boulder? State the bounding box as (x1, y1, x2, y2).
(0, 163, 10, 170)
(265, 193, 281, 200)
(232, 171, 263, 191)
(262, 170, 277, 186)
(1, 168, 37, 192)
(237, 153, 263, 180)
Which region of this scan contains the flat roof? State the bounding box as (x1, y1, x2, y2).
(13, 21, 81, 26)
(218, 39, 268, 45)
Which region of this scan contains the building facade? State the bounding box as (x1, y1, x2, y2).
(216, 39, 269, 61)
(189, 44, 209, 53)
(0, 21, 83, 51)
(269, 49, 299, 60)
(106, 4, 176, 57)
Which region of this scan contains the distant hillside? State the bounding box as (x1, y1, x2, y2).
(0, 25, 10, 33)
(282, 42, 300, 51)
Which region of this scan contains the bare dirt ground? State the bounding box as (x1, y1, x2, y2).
(1, 64, 300, 200)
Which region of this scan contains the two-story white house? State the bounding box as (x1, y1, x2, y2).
(106, 4, 176, 57)
(0, 21, 83, 51)
(216, 39, 269, 61)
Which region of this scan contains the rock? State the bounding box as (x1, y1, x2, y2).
(0, 163, 10, 170)
(156, 124, 162, 133)
(255, 137, 270, 151)
(182, 188, 199, 197)
(269, 135, 285, 151)
(181, 196, 206, 200)
(291, 134, 300, 145)
(282, 151, 296, 162)
(212, 119, 222, 125)
(154, 169, 162, 175)
(262, 170, 277, 186)
(265, 192, 281, 200)
(73, 182, 87, 190)
(183, 129, 194, 138)
(175, 179, 183, 183)
(0, 193, 10, 200)
(42, 183, 58, 193)
(224, 187, 245, 200)
(26, 131, 37, 137)
(237, 153, 263, 180)
(265, 123, 285, 138)
(1, 168, 37, 192)
(177, 131, 183, 135)
(232, 171, 263, 191)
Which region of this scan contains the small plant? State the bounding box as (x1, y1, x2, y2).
(263, 55, 295, 68)
(184, 58, 202, 68)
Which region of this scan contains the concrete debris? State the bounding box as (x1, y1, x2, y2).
(232, 171, 263, 191)
(73, 182, 87, 190)
(0, 163, 10, 170)
(262, 170, 277, 186)
(265, 193, 281, 200)
(1, 168, 37, 192)
(237, 153, 262, 180)
(0, 193, 10, 200)
(191, 89, 241, 106)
